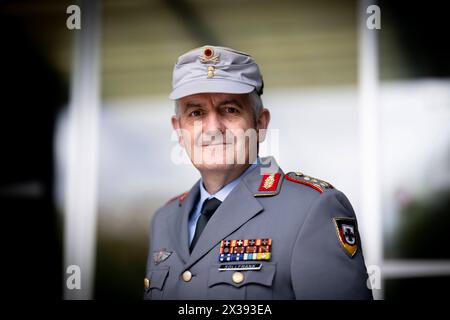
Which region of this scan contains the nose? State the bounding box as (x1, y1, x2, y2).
(203, 110, 225, 134)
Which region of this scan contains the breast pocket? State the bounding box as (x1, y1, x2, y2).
(207, 262, 276, 300)
(143, 266, 169, 300)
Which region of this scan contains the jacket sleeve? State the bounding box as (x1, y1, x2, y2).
(290, 189, 373, 299)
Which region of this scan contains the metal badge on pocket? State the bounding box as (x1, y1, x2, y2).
(153, 248, 172, 265)
(218, 263, 262, 271)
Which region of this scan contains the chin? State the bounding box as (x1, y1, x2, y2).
(194, 163, 231, 172)
(192, 153, 238, 171)
(192, 156, 233, 171)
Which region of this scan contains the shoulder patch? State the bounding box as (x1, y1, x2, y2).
(285, 172, 334, 193)
(165, 191, 189, 207)
(333, 217, 358, 258)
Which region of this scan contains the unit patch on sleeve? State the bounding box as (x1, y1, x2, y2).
(332, 217, 358, 258)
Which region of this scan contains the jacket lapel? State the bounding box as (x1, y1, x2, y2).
(184, 162, 273, 270)
(167, 180, 200, 263)
(171, 156, 283, 269)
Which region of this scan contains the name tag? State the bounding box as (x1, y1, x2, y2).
(218, 263, 262, 271)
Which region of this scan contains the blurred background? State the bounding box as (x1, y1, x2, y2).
(1, 0, 449, 300)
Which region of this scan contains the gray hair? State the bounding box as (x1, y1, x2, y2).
(175, 90, 263, 121)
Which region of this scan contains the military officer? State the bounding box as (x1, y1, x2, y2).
(144, 45, 373, 300)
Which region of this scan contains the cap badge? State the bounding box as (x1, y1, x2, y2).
(199, 47, 220, 64)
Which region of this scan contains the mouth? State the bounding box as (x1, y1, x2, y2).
(201, 143, 231, 147)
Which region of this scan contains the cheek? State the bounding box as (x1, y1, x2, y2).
(178, 126, 196, 148)
(225, 115, 255, 132)
(227, 129, 257, 152)
(226, 117, 256, 141)
(180, 118, 205, 141)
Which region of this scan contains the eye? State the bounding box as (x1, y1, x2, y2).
(188, 110, 204, 117)
(224, 106, 239, 114)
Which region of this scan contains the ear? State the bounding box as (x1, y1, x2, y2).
(257, 108, 271, 142)
(171, 115, 184, 146)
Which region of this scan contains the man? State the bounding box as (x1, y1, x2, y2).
(144, 45, 373, 300)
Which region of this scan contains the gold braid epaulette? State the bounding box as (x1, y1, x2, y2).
(285, 172, 334, 193)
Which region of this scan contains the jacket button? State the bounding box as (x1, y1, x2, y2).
(182, 270, 192, 282)
(232, 271, 244, 284)
(144, 278, 150, 289)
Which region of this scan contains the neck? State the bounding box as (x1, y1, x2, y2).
(200, 164, 251, 195)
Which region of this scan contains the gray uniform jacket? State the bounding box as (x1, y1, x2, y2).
(144, 157, 373, 300)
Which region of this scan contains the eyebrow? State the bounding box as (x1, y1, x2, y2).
(217, 99, 244, 109)
(184, 102, 205, 109)
(181, 98, 245, 111)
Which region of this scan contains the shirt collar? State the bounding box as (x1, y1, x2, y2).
(199, 157, 259, 204)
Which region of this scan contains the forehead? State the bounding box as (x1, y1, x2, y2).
(178, 92, 249, 106)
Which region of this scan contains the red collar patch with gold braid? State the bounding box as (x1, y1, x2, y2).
(255, 173, 283, 197)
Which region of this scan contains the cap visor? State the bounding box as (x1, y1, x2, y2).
(169, 79, 254, 100)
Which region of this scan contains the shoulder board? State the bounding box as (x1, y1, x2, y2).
(285, 172, 334, 193)
(165, 191, 189, 206)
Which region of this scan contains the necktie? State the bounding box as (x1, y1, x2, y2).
(190, 197, 222, 252)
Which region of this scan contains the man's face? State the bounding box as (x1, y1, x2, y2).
(172, 92, 270, 172)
